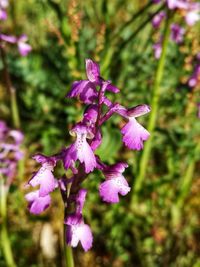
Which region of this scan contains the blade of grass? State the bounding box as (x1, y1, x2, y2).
(0, 179, 16, 267)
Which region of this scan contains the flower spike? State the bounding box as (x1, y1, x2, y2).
(25, 58, 150, 251)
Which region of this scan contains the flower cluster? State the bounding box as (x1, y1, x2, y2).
(0, 34, 32, 56)
(0, 0, 32, 56)
(25, 59, 150, 251)
(152, 0, 200, 59)
(0, 121, 24, 187)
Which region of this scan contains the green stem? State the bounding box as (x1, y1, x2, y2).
(0, 180, 16, 267)
(131, 11, 173, 207)
(63, 224, 74, 267)
(10, 87, 20, 129)
(65, 245, 75, 267)
(0, 45, 20, 128)
(63, 182, 74, 267)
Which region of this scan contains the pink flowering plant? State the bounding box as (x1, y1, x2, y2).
(0, 120, 24, 187)
(0, 120, 24, 267)
(0, 3, 32, 265)
(25, 59, 150, 252)
(0, 0, 31, 56)
(152, 0, 200, 58)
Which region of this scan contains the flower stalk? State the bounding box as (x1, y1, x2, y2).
(131, 11, 173, 206)
(63, 182, 75, 267)
(0, 179, 16, 267)
(0, 122, 24, 266)
(25, 59, 150, 252)
(65, 242, 74, 267)
(64, 215, 74, 267)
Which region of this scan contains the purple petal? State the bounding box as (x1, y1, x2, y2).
(170, 24, 185, 44)
(167, 0, 177, 9)
(67, 80, 98, 104)
(9, 130, 24, 144)
(79, 82, 98, 104)
(32, 154, 56, 165)
(67, 81, 86, 98)
(0, 120, 8, 140)
(121, 118, 150, 150)
(62, 144, 78, 170)
(114, 105, 128, 117)
(18, 42, 32, 56)
(83, 105, 98, 124)
(99, 162, 130, 203)
(66, 225, 79, 247)
(127, 104, 151, 118)
(0, 9, 7, 20)
(65, 214, 82, 225)
(153, 41, 162, 59)
(78, 224, 93, 251)
(76, 138, 96, 173)
(152, 11, 166, 28)
(25, 191, 51, 214)
(185, 10, 200, 26)
(0, 120, 8, 131)
(66, 215, 93, 251)
(85, 59, 100, 83)
(0, 0, 9, 8)
(18, 34, 28, 42)
(0, 34, 17, 43)
(188, 65, 200, 88)
(76, 189, 87, 214)
(167, 0, 188, 10)
(90, 130, 102, 150)
(58, 178, 67, 192)
(70, 125, 96, 172)
(14, 150, 24, 160)
(105, 83, 120, 93)
(104, 162, 128, 177)
(99, 176, 130, 203)
(188, 77, 197, 87)
(103, 96, 113, 108)
(29, 165, 56, 197)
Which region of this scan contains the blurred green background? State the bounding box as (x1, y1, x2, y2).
(1, 0, 200, 266)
